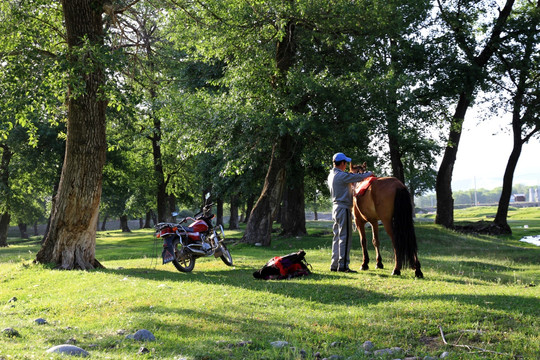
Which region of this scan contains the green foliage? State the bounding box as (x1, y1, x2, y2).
(1, 215, 539, 359)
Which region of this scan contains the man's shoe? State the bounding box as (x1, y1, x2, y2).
(330, 268, 338, 272)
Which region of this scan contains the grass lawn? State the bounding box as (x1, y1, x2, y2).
(1, 207, 539, 359)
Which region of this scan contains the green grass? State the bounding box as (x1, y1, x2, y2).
(1, 208, 539, 360)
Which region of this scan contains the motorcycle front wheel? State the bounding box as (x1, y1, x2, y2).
(172, 244, 196, 272)
(216, 225, 233, 266)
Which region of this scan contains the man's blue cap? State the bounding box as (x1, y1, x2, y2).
(333, 152, 351, 162)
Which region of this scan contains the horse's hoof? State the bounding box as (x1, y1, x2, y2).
(361, 264, 369, 271)
(376, 263, 384, 269)
(415, 270, 424, 278)
(392, 269, 401, 276)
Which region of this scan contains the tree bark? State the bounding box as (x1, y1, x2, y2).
(0, 213, 10, 247)
(494, 9, 538, 234)
(120, 215, 131, 232)
(242, 135, 293, 245)
(0, 144, 12, 247)
(435, 94, 468, 228)
(243, 194, 255, 223)
(144, 210, 153, 228)
(18, 223, 29, 239)
(435, 0, 515, 228)
(229, 194, 239, 230)
(35, 0, 106, 269)
(216, 198, 224, 227)
(100, 213, 108, 231)
(280, 165, 307, 237)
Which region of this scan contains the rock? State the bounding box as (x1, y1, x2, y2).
(328, 356, 343, 360)
(7, 297, 17, 303)
(270, 340, 289, 348)
(66, 338, 77, 344)
(125, 334, 135, 340)
(362, 341, 374, 351)
(2, 328, 20, 337)
(34, 318, 47, 325)
(440, 352, 450, 358)
(374, 348, 394, 356)
(138, 346, 150, 354)
(133, 329, 156, 342)
(314, 351, 322, 359)
(46, 345, 89, 357)
(423, 356, 437, 360)
(330, 341, 341, 347)
(300, 349, 308, 358)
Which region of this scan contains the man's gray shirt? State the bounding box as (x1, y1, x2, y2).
(327, 168, 372, 210)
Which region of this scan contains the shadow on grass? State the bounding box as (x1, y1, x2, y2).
(98, 266, 394, 307)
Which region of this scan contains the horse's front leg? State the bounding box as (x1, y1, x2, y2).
(356, 218, 369, 271)
(370, 221, 384, 269)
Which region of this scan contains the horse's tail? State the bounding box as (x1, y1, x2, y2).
(392, 187, 418, 268)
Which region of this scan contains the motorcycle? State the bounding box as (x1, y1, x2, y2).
(155, 193, 233, 272)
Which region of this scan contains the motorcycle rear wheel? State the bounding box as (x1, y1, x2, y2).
(172, 246, 196, 272)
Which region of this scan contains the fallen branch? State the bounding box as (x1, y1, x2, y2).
(437, 325, 513, 357)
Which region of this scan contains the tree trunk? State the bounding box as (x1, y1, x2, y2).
(35, 0, 106, 270)
(18, 223, 29, 239)
(280, 166, 307, 237)
(229, 194, 239, 230)
(386, 63, 405, 183)
(243, 195, 255, 223)
(33, 222, 39, 236)
(120, 215, 131, 232)
(216, 198, 224, 227)
(0, 144, 13, 247)
(435, 0, 515, 228)
(494, 17, 537, 234)
(144, 210, 153, 228)
(101, 213, 108, 231)
(242, 135, 293, 245)
(0, 213, 10, 247)
(435, 94, 469, 228)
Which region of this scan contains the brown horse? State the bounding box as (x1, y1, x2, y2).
(351, 163, 423, 278)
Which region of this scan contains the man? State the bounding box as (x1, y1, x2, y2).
(327, 152, 373, 272)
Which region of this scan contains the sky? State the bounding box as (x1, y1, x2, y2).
(449, 108, 540, 192)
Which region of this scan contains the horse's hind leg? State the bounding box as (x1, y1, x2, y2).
(381, 218, 401, 275)
(370, 221, 384, 269)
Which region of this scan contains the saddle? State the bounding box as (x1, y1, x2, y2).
(354, 175, 377, 196)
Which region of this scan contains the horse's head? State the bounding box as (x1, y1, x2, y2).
(350, 162, 367, 174)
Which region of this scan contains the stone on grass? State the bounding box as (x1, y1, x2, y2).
(138, 346, 150, 354)
(362, 341, 374, 351)
(373, 348, 394, 356)
(270, 340, 289, 348)
(2, 328, 20, 337)
(46, 344, 89, 357)
(34, 318, 47, 325)
(440, 352, 450, 358)
(133, 329, 156, 341)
